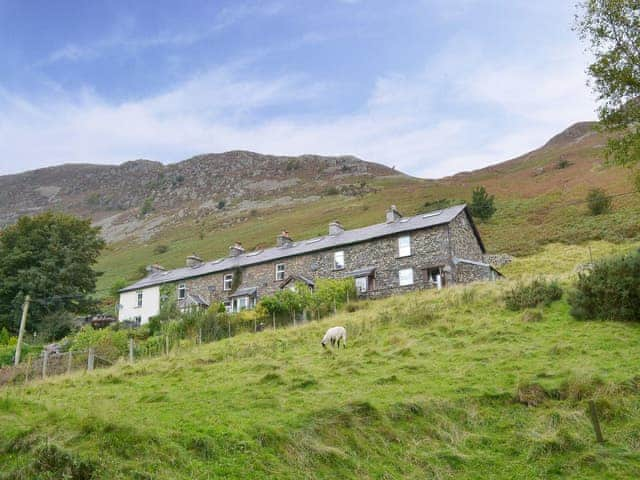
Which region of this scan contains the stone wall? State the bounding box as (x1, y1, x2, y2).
(455, 262, 497, 283)
(449, 210, 484, 261)
(175, 211, 485, 305)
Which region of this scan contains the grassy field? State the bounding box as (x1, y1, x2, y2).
(2, 242, 640, 479)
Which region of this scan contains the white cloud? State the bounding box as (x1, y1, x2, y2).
(1, 36, 597, 179)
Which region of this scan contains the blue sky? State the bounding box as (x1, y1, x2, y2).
(0, 0, 596, 177)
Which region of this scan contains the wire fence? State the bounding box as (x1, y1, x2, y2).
(0, 309, 323, 387)
(0, 347, 116, 386)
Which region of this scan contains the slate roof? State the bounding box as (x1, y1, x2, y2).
(279, 274, 315, 289)
(229, 287, 258, 298)
(344, 267, 376, 278)
(183, 293, 210, 306)
(121, 204, 477, 293)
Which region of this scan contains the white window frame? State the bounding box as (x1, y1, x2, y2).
(355, 276, 368, 293)
(232, 296, 250, 312)
(275, 263, 285, 281)
(136, 291, 143, 308)
(398, 268, 414, 286)
(334, 251, 345, 270)
(178, 283, 186, 300)
(223, 273, 233, 291)
(398, 235, 411, 257)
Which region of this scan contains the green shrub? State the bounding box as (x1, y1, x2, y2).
(0, 327, 10, 345)
(569, 250, 640, 321)
(69, 325, 129, 359)
(37, 311, 76, 342)
(503, 278, 563, 311)
(139, 197, 153, 217)
(586, 188, 611, 215)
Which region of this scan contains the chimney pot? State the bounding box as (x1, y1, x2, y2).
(229, 242, 245, 257)
(386, 205, 403, 223)
(186, 254, 203, 267)
(277, 230, 293, 247)
(146, 264, 167, 274)
(329, 220, 344, 235)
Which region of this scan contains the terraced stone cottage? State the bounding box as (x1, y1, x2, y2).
(118, 204, 499, 324)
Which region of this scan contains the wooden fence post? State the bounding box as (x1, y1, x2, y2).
(165, 335, 169, 355)
(588, 400, 604, 443)
(272, 312, 276, 330)
(25, 356, 32, 382)
(42, 350, 49, 379)
(87, 348, 95, 371)
(228, 319, 231, 338)
(67, 351, 73, 374)
(129, 338, 134, 364)
(198, 328, 202, 345)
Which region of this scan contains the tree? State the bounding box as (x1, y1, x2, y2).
(0, 212, 105, 333)
(575, 1, 640, 178)
(469, 186, 496, 221)
(586, 187, 612, 215)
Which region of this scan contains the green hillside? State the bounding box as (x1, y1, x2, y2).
(94, 124, 640, 298)
(2, 241, 640, 479)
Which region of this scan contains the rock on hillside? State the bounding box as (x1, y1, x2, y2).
(0, 151, 399, 242)
(542, 121, 598, 149)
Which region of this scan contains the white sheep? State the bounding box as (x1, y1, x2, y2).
(321, 326, 347, 349)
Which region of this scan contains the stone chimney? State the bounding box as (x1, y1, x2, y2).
(329, 220, 344, 235)
(146, 264, 166, 274)
(229, 242, 245, 257)
(386, 205, 403, 223)
(277, 230, 293, 247)
(186, 254, 203, 267)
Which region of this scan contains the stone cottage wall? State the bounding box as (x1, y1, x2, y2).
(448, 211, 484, 261)
(177, 221, 463, 305)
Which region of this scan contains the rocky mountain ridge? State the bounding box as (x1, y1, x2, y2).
(0, 151, 399, 242)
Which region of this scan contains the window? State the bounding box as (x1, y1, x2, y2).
(223, 273, 233, 291)
(426, 267, 443, 289)
(398, 235, 411, 257)
(275, 263, 285, 281)
(178, 284, 186, 300)
(334, 251, 345, 270)
(399, 268, 414, 286)
(426, 267, 441, 283)
(355, 277, 368, 293)
(136, 291, 143, 307)
(232, 296, 250, 312)
(134, 316, 142, 326)
(223, 300, 232, 313)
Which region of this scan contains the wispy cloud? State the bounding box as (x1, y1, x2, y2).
(2, 30, 596, 178)
(40, 1, 284, 66)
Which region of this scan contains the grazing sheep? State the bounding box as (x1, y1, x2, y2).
(321, 326, 347, 349)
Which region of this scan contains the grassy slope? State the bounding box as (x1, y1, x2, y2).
(2, 241, 640, 479)
(94, 125, 640, 296)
